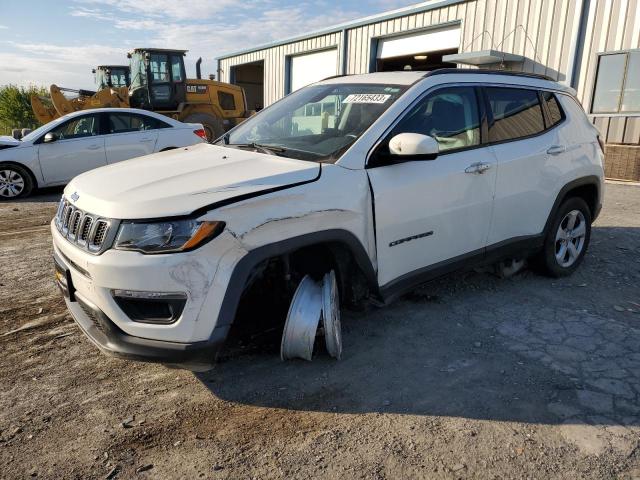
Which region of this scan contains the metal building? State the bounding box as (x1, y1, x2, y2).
(217, 0, 640, 180)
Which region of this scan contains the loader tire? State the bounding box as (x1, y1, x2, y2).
(183, 113, 225, 143)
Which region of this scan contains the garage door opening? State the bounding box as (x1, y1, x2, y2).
(375, 24, 461, 72)
(230, 60, 264, 111)
(376, 47, 458, 72)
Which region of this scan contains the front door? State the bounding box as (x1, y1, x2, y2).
(367, 86, 497, 287)
(38, 113, 106, 184)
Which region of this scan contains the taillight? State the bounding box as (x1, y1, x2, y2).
(597, 135, 605, 154)
(194, 128, 207, 140)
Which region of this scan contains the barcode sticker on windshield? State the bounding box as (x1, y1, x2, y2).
(342, 94, 391, 104)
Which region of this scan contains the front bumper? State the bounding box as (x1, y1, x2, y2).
(56, 252, 229, 370)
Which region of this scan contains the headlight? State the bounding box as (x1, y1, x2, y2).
(114, 220, 225, 254)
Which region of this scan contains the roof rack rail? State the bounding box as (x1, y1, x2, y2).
(423, 68, 555, 82)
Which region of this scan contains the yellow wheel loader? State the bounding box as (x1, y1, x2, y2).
(31, 48, 250, 142)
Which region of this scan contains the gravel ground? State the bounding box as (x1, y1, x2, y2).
(0, 183, 639, 479)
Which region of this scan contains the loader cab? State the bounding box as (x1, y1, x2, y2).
(93, 65, 130, 90)
(128, 48, 187, 111)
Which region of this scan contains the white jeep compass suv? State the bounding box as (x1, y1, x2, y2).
(52, 70, 604, 370)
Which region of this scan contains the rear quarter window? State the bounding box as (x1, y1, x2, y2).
(542, 91, 564, 127)
(486, 87, 545, 143)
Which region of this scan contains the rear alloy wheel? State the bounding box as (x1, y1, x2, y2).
(537, 197, 591, 277)
(0, 165, 33, 199)
(554, 209, 587, 268)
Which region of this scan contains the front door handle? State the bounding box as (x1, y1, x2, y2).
(547, 145, 566, 155)
(87, 144, 101, 150)
(465, 162, 492, 174)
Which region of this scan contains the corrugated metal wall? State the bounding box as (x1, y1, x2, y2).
(219, 0, 639, 144)
(575, 0, 640, 144)
(343, 0, 580, 81)
(218, 32, 342, 106)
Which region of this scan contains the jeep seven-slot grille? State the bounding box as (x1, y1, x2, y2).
(54, 197, 118, 254)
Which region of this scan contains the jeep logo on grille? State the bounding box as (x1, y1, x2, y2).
(70, 192, 80, 202)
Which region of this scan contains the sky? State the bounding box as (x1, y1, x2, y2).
(0, 0, 415, 90)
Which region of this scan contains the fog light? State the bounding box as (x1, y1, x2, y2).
(112, 290, 187, 324)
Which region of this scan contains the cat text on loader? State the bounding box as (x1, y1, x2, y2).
(31, 48, 250, 142)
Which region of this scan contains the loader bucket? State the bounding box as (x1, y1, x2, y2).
(30, 95, 58, 124)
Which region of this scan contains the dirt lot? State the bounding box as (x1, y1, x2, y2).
(1, 183, 639, 480)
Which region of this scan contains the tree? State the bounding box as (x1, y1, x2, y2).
(0, 85, 48, 135)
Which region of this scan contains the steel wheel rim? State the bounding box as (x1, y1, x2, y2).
(0, 169, 25, 198)
(554, 209, 586, 268)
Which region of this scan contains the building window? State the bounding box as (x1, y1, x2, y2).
(592, 51, 640, 114)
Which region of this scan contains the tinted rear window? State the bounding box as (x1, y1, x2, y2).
(486, 87, 545, 142)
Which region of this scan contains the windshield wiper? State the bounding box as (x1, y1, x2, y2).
(228, 142, 287, 156)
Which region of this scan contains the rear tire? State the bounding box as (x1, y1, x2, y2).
(536, 197, 591, 277)
(183, 113, 225, 143)
(0, 164, 34, 199)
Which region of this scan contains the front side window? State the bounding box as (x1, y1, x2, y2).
(50, 115, 99, 140)
(391, 86, 481, 152)
(223, 83, 407, 162)
(592, 51, 640, 113)
(108, 114, 164, 133)
(486, 87, 545, 142)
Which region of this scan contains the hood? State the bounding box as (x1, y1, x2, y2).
(65, 143, 321, 219)
(0, 136, 21, 148)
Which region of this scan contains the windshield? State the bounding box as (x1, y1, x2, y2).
(221, 83, 407, 162)
(21, 119, 63, 143)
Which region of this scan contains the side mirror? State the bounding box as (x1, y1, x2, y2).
(388, 133, 438, 160)
(43, 132, 58, 143)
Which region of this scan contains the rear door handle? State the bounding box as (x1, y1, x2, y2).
(465, 162, 492, 174)
(140, 138, 154, 143)
(87, 144, 101, 150)
(547, 145, 566, 155)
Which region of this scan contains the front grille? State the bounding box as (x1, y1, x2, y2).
(79, 216, 93, 243)
(78, 299, 107, 334)
(54, 197, 119, 254)
(92, 221, 108, 247)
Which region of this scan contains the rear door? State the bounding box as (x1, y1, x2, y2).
(37, 113, 106, 184)
(103, 112, 160, 164)
(367, 85, 497, 287)
(485, 87, 570, 244)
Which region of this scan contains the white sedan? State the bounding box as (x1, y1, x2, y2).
(0, 108, 206, 198)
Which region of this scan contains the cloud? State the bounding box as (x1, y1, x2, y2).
(67, 1, 367, 80)
(0, 25, 8, 30)
(0, 42, 129, 88)
(74, 0, 250, 21)
(3, 1, 397, 87)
